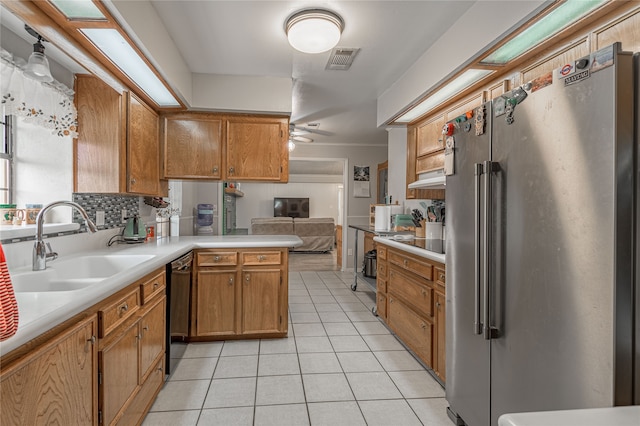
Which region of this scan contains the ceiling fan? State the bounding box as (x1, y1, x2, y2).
(289, 122, 334, 143)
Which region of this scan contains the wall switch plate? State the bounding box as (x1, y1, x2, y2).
(121, 209, 127, 223)
(96, 210, 105, 227)
(348, 249, 353, 256)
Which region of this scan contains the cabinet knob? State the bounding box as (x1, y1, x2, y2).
(229, 277, 234, 285)
(420, 322, 426, 329)
(229, 167, 235, 175)
(119, 302, 129, 315)
(403, 259, 408, 266)
(436, 302, 441, 308)
(258, 255, 266, 261)
(143, 325, 150, 331)
(213, 166, 218, 173)
(153, 282, 159, 289)
(87, 335, 96, 345)
(214, 256, 221, 262)
(245, 274, 250, 283)
(130, 178, 136, 185)
(421, 289, 427, 296)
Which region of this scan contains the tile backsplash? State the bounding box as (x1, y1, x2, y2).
(73, 193, 140, 230)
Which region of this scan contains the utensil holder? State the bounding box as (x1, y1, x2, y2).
(425, 222, 443, 240)
(415, 220, 426, 237)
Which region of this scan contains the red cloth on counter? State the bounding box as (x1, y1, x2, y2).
(0, 242, 18, 340)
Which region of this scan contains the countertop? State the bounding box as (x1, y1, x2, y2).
(2, 235, 302, 357)
(498, 406, 640, 426)
(373, 236, 446, 264)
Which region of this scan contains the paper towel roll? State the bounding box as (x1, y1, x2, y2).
(375, 206, 391, 231)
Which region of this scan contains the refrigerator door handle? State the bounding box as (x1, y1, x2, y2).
(484, 160, 499, 340)
(474, 162, 484, 335)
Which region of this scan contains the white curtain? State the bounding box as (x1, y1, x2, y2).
(1, 50, 77, 138)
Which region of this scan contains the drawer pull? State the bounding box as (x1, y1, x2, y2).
(153, 282, 159, 289)
(245, 274, 250, 283)
(214, 255, 221, 262)
(143, 325, 150, 331)
(87, 335, 96, 345)
(436, 302, 441, 308)
(258, 255, 266, 261)
(420, 322, 426, 329)
(421, 289, 427, 296)
(404, 259, 408, 266)
(119, 302, 129, 315)
(229, 277, 234, 285)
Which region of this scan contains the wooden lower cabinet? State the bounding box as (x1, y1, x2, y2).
(0, 316, 98, 426)
(388, 295, 433, 365)
(194, 270, 237, 336)
(434, 290, 446, 382)
(192, 248, 289, 339)
(376, 244, 446, 383)
(242, 269, 282, 335)
(100, 321, 140, 426)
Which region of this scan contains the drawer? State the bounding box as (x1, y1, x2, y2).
(435, 267, 445, 287)
(99, 288, 140, 337)
(388, 267, 433, 318)
(141, 270, 166, 305)
(377, 277, 387, 294)
(241, 251, 282, 266)
(377, 261, 388, 279)
(378, 246, 387, 260)
(389, 251, 433, 280)
(197, 251, 238, 267)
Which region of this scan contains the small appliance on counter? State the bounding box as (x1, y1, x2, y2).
(107, 214, 146, 246)
(195, 203, 214, 235)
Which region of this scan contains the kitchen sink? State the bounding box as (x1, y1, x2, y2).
(12, 254, 155, 293)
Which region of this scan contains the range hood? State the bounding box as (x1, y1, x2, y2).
(408, 170, 446, 189)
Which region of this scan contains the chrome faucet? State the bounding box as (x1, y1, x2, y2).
(33, 201, 98, 271)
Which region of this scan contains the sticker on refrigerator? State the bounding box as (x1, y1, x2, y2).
(560, 63, 574, 76)
(591, 45, 614, 73)
(475, 105, 486, 136)
(494, 96, 506, 117)
(444, 136, 455, 176)
(530, 72, 553, 93)
(563, 69, 590, 86)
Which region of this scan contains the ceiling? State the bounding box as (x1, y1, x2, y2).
(1, 1, 479, 147)
(147, 0, 476, 146)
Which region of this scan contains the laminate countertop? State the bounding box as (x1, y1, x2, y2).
(373, 236, 446, 264)
(2, 235, 302, 357)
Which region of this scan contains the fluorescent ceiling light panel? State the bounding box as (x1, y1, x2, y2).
(81, 28, 179, 107)
(395, 69, 493, 123)
(481, 0, 607, 64)
(50, 0, 106, 20)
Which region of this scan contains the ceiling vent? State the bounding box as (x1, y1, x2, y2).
(326, 48, 360, 70)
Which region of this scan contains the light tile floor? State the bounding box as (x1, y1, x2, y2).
(143, 270, 450, 426)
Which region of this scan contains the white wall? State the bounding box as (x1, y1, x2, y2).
(387, 127, 408, 207)
(236, 182, 340, 231)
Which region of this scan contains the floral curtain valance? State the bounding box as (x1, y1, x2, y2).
(1, 50, 78, 138)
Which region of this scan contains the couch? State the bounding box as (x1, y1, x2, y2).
(251, 217, 335, 252)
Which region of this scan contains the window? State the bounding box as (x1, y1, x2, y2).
(0, 113, 13, 205)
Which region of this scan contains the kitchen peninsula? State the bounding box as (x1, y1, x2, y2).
(0, 235, 301, 426)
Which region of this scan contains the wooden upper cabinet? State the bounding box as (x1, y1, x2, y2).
(226, 116, 289, 182)
(75, 74, 126, 194)
(163, 115, 223, 179)
(416, 114, 445, 157)
(75, 75, 164, 196)
(128, 93, 160, 195)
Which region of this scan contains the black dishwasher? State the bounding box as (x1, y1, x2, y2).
(166, 251, 192, 374)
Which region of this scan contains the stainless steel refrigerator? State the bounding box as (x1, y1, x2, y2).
(445, 43, 638, 426)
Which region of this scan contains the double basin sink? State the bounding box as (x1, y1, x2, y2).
(12, 254, 155, 293)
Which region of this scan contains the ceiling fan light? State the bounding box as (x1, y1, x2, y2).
(288, 140, 296, 151)
(286, 9, 343, 54)
(24, 41, 53, 83)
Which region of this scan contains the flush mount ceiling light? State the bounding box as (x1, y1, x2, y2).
(23, 25, 53, 83)
(285, 9, 344, 54)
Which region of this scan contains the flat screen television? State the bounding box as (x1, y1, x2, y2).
(274, 197, 309, 218)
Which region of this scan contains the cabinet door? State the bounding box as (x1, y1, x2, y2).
(164, 116, 223, 179)
(195, 270, 237, 336)
(75, 75, 126, 193)
(139, 297, 166, 383)
(128, 92, 160, 195)
(226, 118, 288, 181)
(388, 296, 433, 367)
(434, 291, 446, 382)
(0, 317, 97, 426)
(376, 292, 387, 320)
(416, 114, 445, 157)
(100, 321, 139, 426)
(241, 270, 282, 334)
